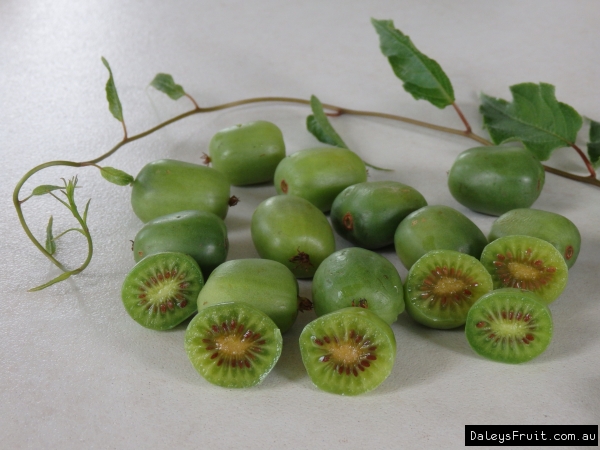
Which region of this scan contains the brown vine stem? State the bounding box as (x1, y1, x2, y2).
(451, 103, 472, 134)
(571, 143, 597, 179)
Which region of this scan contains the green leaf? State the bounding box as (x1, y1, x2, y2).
(588, 119, 600, 167)
(101, 57, 124, 122)
(150, 73, 186, 100)
(480, 82, 583, 161)
(45, 216, 56, 255)
(100, 166, 134, 186)
(29, 271, 73, 292)
(306, 95, 348, 148)
(306, 95, 393, 172)
(31, 185, 63, 196)
(371, 18, 455, 109)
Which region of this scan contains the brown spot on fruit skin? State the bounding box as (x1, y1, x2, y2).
(280, 179, 288, 194)
(565, 245, 574, 260)
(289, 249, 313, 272)
(342, 212, 354, 231)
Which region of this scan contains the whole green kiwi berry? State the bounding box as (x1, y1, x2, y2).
(132, 210, 228, 277)
(251, 195, 336, 278)
(394, 205, 488, 270)
(197, 259, 301, 333)
(131, 159, 231, 222)
(330, 180, 427, 249)
(488, 208, 581, 269)
(208, 120, 286, 186)
(274, 146, 367, 212)
(312, 247, 404, 324)
(447, 146, 545, 216)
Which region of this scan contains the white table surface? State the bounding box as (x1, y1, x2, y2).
(2, 1, 599, 448)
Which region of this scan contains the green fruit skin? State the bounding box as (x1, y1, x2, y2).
(489, 208, 581, 269)
(312, 248, 404, 324)
(274, 147, 367, 212)
(394, 205, 488, 270)
(197, 259, 299, 333)
(209, 121, 286, 186)
(447, 146, 545, 216)
(465, 288, 553, 364)
(131, 159, 231, 222)
(331, 181, 427, 249)
(299, 307, 396, 396)
(133, 210, 228, 277)
(251, 195, 336, 278)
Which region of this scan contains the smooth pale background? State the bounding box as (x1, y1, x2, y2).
(1, 0, 599, 448)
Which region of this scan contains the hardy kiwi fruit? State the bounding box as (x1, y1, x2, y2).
(465, 288, 553, 364)
(480, 235, 568, 304)
(196, 259, 301, 333)
(185, 302, 283, 388)
(488, 208, 581, 269)
(404, 250, 493, 329)
(312, 247, 405, 325)
(299, 307, 396, 396)
(121, 252, 204, 331)
(394, 205, 488, 270)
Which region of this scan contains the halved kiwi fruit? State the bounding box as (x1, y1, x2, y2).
(185, 302, 283, 388)
(121, 252, 204, 330)
(480, 235, 568, 304)
(299, 307, 396, 396)
(465, 288, 553, 364)
(404, 250, 493, 329)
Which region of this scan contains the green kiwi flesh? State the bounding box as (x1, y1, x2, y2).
(404, 250, 493, 329)
(185, 302, 283, 388)
(465, 288, 553, 364)
(299, 307, 396, 396)
(480, 235, 568, 304)
(121, 252, 204, 330)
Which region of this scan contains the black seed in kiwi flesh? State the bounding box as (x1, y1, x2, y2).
(185, 302, 283, 388)
(121, 252, 204, 331)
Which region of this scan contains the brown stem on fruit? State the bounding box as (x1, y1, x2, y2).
(452, 102, 472, 134)
(570, 143, 597, 178)
(297, 296, 313, 312)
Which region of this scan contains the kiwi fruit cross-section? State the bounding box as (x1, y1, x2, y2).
(480, 235, 568, 304)
(185, 302, 283, 388)
(299, 307, 396, 396)
(465, 288, 553, 364)
(404, 250, 493, 329)
(121, 252, 204, 331)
